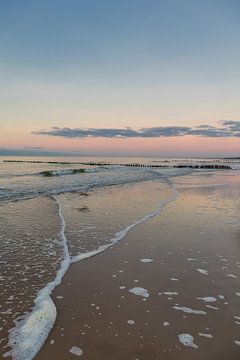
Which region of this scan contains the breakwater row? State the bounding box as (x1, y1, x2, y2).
(3, 160, 232, 169)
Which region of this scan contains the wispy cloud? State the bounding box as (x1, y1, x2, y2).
(24, 146, 44, 150)
(33, 121, 240, 139)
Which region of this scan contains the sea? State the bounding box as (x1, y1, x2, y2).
(0, 156, 240, 359)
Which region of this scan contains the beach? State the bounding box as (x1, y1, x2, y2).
(2, 1, 240, 358)
(33, 173, 240, 360)
(1, 1, 240, 357)
(0, 158, 240, 359)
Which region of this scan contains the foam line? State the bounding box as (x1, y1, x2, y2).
(71, 185, 178, 263)
(4, 196, 71, 360)
(5, 182, 179, 360)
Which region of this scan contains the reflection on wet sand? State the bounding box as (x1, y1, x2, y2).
(34, 174, 240, 360)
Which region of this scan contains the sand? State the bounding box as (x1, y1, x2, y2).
(32, 176, 240, 360)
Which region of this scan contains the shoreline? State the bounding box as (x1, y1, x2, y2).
(34, 175, 240, 360)
(1, 180, 174, 359)
(1, 174, 240, 359)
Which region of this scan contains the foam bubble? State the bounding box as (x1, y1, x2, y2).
(4, 297, 57, 360)
(199, 333, 213, 338)
(69, 346, 83, 356)
(163, 292, 178, 296)
(140, 258, 154, 263)
(206, 305, 219, 310)
(173, 306, 206, 315)
(197, 297, 217, 302)
(129, 287, 150, 298)
(178, 334, 199, 349)
(197, 268, 208, 275)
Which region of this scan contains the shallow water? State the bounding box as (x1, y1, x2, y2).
(0, 176, 173, 358)
(0, 196, 63, 348)
(0, 156, 239, 359)
(59, 181, 172, 257)
(33, 171, 240, 360)
(1, 156, 239, 201)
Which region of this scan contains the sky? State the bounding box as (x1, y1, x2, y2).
(0, 0, 240, 157)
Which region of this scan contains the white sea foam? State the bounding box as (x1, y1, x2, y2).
(197, 297, 217, 302)
(199, 333, 213, 339)
(187, 258, 197, 261)
(71, 187, 178, 264)
(129, 287, 150, 298)
(4, 196, 71, 360)
(5, 179, 179, 359)
(140, 258, 154, 263)
(163, 292, 178, 296)
(197, 268, 208, 275)
(227, 274, 237, 278)
(173, 306, 206, 315)
(178, 334, 199, 349)
(69, 346, 83, 356)
(0, 166, 161, 201)
(206, 305, 219, 310)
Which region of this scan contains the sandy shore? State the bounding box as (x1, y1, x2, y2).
(34, 176, 240, 360)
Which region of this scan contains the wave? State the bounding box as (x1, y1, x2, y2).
(1, 164, 233, 203)
(39, 168, 87, 177)
(0, 159, 235, 180)
(4, 182, 179, 360)
(0, 168, 160, 202)
(0, 167, 100, 179)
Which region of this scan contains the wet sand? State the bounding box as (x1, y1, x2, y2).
(0, 196, 62, 353)
(35, 176, 240, 360)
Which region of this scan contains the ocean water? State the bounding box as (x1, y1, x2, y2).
(0, 156, 240, 359)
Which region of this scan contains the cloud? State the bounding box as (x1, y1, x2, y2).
(221, 120, 240, 131)
(33, 126, 193, 138)
(33, 121, 240, 139)
(24, 146, 44, 150)
(195, 124, 215, 129)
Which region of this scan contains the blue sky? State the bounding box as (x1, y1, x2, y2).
(0, 0, 240, 156)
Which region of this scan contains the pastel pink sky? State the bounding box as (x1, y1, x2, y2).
(1, 67, 239, 157)
(1, 1, 240, 157)
(1, 124, 239, 157)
